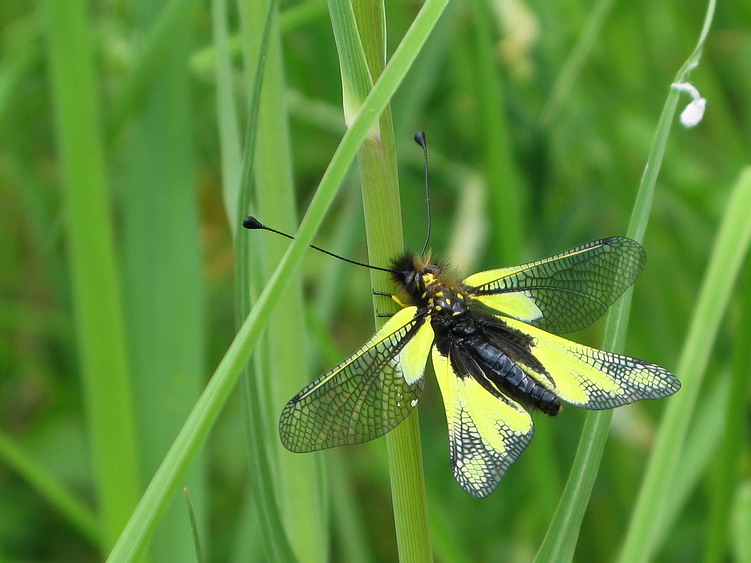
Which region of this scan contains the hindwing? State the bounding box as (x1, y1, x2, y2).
(492, 317, 681, 409)
(431, 345, 534, 498)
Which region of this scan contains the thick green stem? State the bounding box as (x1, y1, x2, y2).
(329, 1, 433, 559)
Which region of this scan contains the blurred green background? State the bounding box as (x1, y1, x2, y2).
(1, 0, 750, 561)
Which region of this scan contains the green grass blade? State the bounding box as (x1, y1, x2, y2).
(617, 166, 751, 562)
(329, 0, 372, 119)
(106, 2, 446, 559)
(119, 1, 206, 559)
(211, 0, 243, 231)
(107, 0, 200, 140)
(43, 0, 141, 550)
(469, 0, 525, 265)
(534, 1, 717, 559)
(183, 488, 204, 563)
(652, 377, 728, 546)
(0, 429, 99, 544)
(233, 1, 297, 560)
(242, 0, 327, 558)
(702, 259, 751, 562)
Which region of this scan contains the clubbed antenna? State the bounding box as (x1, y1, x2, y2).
(414, 131, 431, 257)
(243, 216, 396, 274)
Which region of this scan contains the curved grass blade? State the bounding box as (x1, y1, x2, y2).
(616, 168, 751, 561)
(534, 1, 717, 560)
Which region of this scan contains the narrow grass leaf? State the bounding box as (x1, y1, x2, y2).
(702, 260, 751, 562)
(617, 166, 751, 562)
(43, 0, 141, 550)
(183, 488, 203, 563)
(243, 0, 327, 558)
(210, 0, 243, 232)
(0, 430, 98, 544)
(652, 377, 728, 546)
(119, 1, 206, 558)
(234, 1, 297, 560)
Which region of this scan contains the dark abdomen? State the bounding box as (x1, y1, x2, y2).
(466, 337, 561, 416)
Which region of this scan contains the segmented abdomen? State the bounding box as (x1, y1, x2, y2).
(468, 339, 560, 415)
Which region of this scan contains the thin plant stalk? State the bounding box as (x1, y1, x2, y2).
(329, 0, 432, 559)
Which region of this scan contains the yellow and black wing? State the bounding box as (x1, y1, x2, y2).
(499, 317, 680, 409)
(279, 307, 435, 452)
(463, 237, 645, 334)
(431, 346, 534, 498)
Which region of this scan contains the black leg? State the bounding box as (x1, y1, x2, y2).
(372, 290, 393, 297)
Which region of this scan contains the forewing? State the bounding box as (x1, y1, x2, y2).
(499, 317, 681, 409)
(279, 306, 434, 452)
(432, 346, 534, 498)
(463, 237, 646, 334)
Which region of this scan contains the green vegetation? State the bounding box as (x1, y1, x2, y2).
(1, 0, 748, 561)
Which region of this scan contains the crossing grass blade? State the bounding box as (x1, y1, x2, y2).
(242, 0, 327, 558)
(105, 2, 447, 559)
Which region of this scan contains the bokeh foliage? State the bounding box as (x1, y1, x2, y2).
(1, 0, 749, 561)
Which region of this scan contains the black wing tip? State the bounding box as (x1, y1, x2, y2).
(577, 364, 681, 410)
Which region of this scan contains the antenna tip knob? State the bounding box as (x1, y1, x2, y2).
(414, 131, 426, 147)
(242, 216, 263, 230)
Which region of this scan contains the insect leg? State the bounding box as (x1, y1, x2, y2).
(372, 289, 408, 310)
